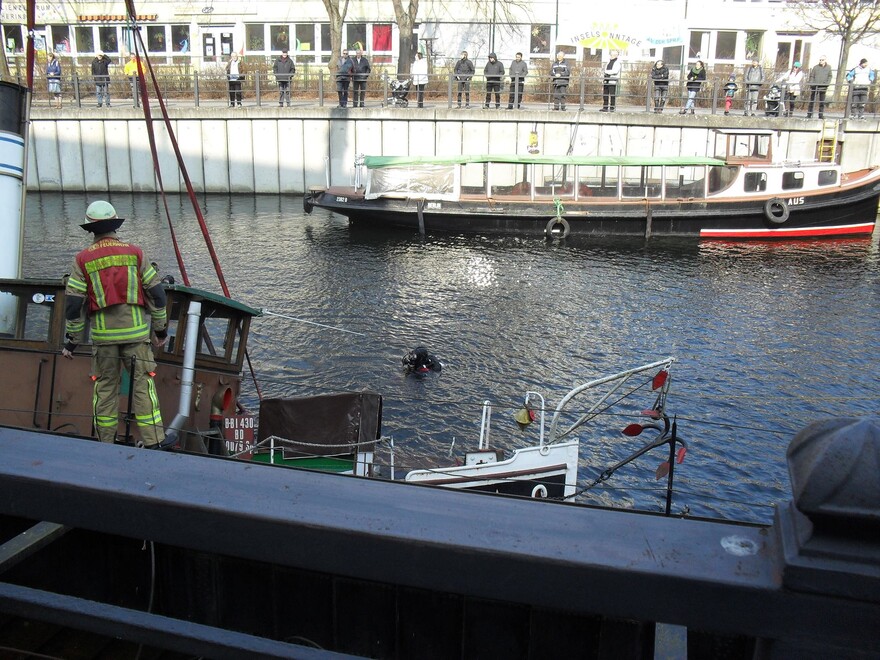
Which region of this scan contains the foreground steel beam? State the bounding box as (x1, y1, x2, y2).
(0, 427, 877, 655)
(0, 581, 357, 659)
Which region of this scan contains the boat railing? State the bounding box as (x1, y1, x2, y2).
(548, 357, 675, 444)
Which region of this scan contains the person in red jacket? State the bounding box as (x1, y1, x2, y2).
(62, 200, 169, 448)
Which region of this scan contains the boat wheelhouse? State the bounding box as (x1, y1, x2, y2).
(304, 129, 880, 240)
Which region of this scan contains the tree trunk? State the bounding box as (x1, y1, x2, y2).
(392, 0, 419, 76)
(321, 0, 349, 74)
(832, 29, 852, 103)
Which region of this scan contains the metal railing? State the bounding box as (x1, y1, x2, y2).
(21, 69, 879, 119)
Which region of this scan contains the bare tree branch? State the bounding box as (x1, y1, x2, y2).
(786, 0, 880, 99)
(321, 0, 351, 74)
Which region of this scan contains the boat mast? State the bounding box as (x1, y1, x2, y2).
(0, 0, 33, 333)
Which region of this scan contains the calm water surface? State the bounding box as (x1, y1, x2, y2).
(23, 193, 880, 523)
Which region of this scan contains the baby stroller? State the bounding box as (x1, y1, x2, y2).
(387, 78, 411, 107)
(763, 84, 782, 117)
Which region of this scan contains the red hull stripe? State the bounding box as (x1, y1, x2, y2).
(700, 223, 876, 239)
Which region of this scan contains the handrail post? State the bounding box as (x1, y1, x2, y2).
(194, 71, 199, 107)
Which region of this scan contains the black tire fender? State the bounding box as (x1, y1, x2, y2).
(545, 216, 571, 239)
(764, 197, 789, 224)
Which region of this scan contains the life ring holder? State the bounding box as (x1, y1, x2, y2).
(531, 484, 549, 498)
(764, 197, 789, 225)
(544, 198, 571, 239)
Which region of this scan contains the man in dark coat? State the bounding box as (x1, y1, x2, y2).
(351, 48, 371, 107)
(91, 51, 112, 107)
(336, 50, 353, 107)
(273, 49, 296, 107)
(507, 52, 528, 109)
(454, 51, 475, 108)
(483, 53, 504, 108)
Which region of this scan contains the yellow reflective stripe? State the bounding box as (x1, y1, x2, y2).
(67, 277, 87, 293)
(151, 308, 167, 321)
(127, 265, 138, 301)
(66, 321, 85, 332)
(89, 271, 106, 308)
(84, 254, 139, 272)
(143, 263, 157, 282)
(91, 325, 150, 342)
(146, 378, 162, 425)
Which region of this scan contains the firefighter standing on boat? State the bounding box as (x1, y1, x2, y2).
(61, 201, 169, 447)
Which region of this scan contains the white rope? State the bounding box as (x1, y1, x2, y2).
(262, 309, 365, 336)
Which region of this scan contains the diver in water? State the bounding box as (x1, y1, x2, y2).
(402, 347, 442, 373)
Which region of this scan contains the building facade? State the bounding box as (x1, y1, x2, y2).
(2, 0, 878, 75)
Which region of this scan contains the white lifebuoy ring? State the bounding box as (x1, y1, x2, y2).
(545, 216, 571, 238)
(764, 198, 789, 224)
(531, 484, 548, 498)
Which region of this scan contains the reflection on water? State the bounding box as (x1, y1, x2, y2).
(23, 193, 880, 523)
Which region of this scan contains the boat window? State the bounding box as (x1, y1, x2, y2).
(489, 162, 529, 197)
(199, 315, 231, 359)
(743, 172, 767, 192)
(576, 165, 618, 198)
(665, 166, 706, 199)
(621, 166, 662, 198)
(707, 165, 738, 194)
(461, 162, 487, 195)
(818, 170, 838, 186)
(782, 171, 804, 190)
(534, 163, 574, 197)
(717, 133, 772, 161)
(0, 292, 52, 342)
(367, 164, 456, 199)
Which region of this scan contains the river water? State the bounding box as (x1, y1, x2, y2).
(22, 192, 880, 523)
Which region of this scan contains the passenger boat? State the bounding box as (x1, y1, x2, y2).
(304, 129, 880, 240)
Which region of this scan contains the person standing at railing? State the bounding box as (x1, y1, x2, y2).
(550, 51, 570, 111)
(273, 49, 295, 107)
(806, 56, 831, 119)
(412, 51, 428, 108)
(680, 60, 705, 115)
(846, 58, 874, 120)
(483, 53, 504, 109)
(507, 52, 528, 109)
(743, 59, 763, 116)
(123, 54, 142, 107)
(723, 74, 738, 115)
(91, 51, 112, 108)
(780, 61, 803, 117)
(47, 52, 62, 108)
(336, 50, 354, 107)
(650, 59, 669, 113)
(351, 48, 371, 107)
(226, 53, 244, 107)
(454, 51, 475, 108)
(601, 49, 621, 112)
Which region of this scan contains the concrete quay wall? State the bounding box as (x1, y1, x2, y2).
(26, 107, 880, 194)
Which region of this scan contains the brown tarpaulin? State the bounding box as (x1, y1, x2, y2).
(257, 392, 382, 458)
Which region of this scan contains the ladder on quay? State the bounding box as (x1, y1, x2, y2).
(817, 119, 840, 163)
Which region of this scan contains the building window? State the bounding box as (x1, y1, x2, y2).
(74, 26, 94, 52)
(715, 31, 736, 60)
(531, 25, 551, 54)
(4, 25, 23, 52)
(347, 23, 366, 51)
(147, 26, 166, 52)
(320, 24, 331, 52)
(98, 26, 119, 53)
(689, 30, 708, 59)
(270, 25, 290, 51)
(172, 25, 190, 52)
(664, 46, 683, 67)
(246, 24, 264, 51)
(745, 31, 762, 59)
(49, 26, 69, 52)
(296, 24, 314, 51)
